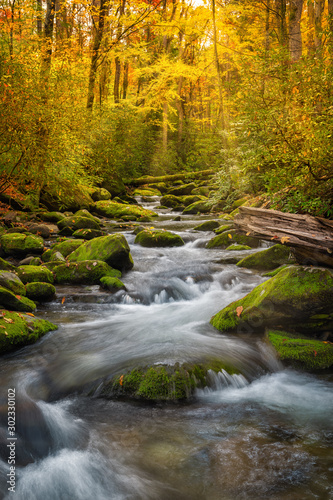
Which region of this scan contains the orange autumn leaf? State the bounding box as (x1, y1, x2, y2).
(314, 351, 317, 357)
(61, 297, 66, 304)
(16, 295, 21, 300)
(4, 317, 14, 323)
(119, 375, 124, 386)
(26, 313, 34, 317)
(236, 306, 243, 317)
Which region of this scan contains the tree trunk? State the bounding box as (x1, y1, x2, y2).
(234, 206, 333, 268)
(114, 56, 121, 103)
(211, 0, 225, 130)
(37, 0, 43, 36)
(314, 0, 325, 54)
(162, 101, 168, 152)
(289, 0, 303, 61)
(122, 61, 129, 100)
(86, 0, 107, 110)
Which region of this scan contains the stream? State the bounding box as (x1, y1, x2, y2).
(0, 197, 332, 499)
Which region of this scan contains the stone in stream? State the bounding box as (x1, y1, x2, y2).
(210, 265, 333, 338)
(17, 265, 54, 284)
(53, 260, 121, 285)
(206, 229, 260, 249)
(182, 200, 211, 215)
(25, 282, 56, 301)
(134, 229, 185, 247)
(266, 330, 333, 371)
(0, 287, 36, 312)
(67, 234, 133, 271)
(94, 200, 157, 221)
(236, 244, 295, 271)
(0, 233, 44, 256)
(0, 271, 26, 296)
(57, 215, 101, 236)
(193, 220, 220, 232)
(42, 238, 85, 261)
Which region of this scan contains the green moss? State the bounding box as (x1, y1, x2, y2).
(67, 234, 133, 271)
(40, 211, 65, 223)
(227, 244, 252, 251)
(17, 265, 54, 284)
(74, 209, 100, 223)
(0, 233, 44, 255)
(72, 229, 104, 240)
(134, 229, 184, 248)
(25, 282, 56, 301)
(193, 220, 220, 232)
(206, 230, 259, 249)
(100, 276, 125, 291)
(182, 201, 211, 215)
(57, 215, 100, 235)
(94, 200, 157, 221)
(0, 310, 57, 354)
(0, 271, 26, 296)
(0, 258, 16, 272)
(213, 224, 234, 234)
(210, 265, 333, 335)
(237, 244, 295, 271)
(0, 287, 36, 312)
(133, 188, 161, 196)
(44, 238, 85, 260)
(267, 330, 333, 370)
(263, 264, 290, 277)
(54, 260, 121, 285)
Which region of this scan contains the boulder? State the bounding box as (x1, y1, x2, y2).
(42, 239, 85, 261)
(0, 287, 36, 312)
(214, 224, 234, 234)
(133, 188, 161, 196)
(57, 216, 100, 235)
(67, 234, 134, 271)
(27, 224, 51, 238)
(266, 330, 333, 371)
(100, 276, 126, 292)
(0, 233, 44, 256)
(53, 260, 121, 285)
(210, 266, 333, 336)
(72, 229, 105, 240)
(227, 244, 252, 251)
(167, 183, 196, 196)
(17, 265, 54, 284)
(0, 257, 16, 272)
(94, 200, 157, 221)
(40, 211, 65, 223)
(134, 229, 185, 247)
(206, 230, 260, 249)
(160, 195, 182, 208)
(100, 176, 126, 197)
(0, 310, 57, 354)
(236, 244, 295, 271)
(182, 201, 211, 215)
(25, 282, 56, 301)
(0, 271, 26, 296)
(90, 187, 112, 201)
(193, 221, 220, 232)
(74, 209, 101, 223)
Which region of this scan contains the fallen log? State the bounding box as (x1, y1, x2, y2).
(234, 206, 333, 268)
(126, 169, 215, 186)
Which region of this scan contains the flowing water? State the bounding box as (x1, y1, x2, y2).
(0, 198, 332, 499)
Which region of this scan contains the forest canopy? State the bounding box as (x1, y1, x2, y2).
(1, 0, 333, 216)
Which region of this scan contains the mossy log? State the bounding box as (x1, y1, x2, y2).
(127, 169, 215, 186)
(234, 206, 333, 268)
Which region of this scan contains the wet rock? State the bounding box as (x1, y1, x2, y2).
(0, 257, 16, 272)
(67, 234, 134, 271)
(193, 220, 220, 232)
(72, 228, 105, 240)
(25, 282, 56, 301)
(210, 265, 333, 337)
(0, 233, 44, 256)
(100, 276, 126, 292)
(227, 244, 252, 251)
(266, 330, 333, 370)
(17, 265, 54, 284)
(0, 271, 26, 296)
(54, 260, 121, 285)
(182, 200, 211, 215)
(134, 229, 185, 247)
(0, 310, 57, 354)
(0, 287, 36, 312)
(27, 223, 51, 238)
(206, 229, 260, 249)
(213, 224, 234, 234)
(167, 183, 196, 196)
(237, 244, 295, 271)
(57, 215, 101, 236)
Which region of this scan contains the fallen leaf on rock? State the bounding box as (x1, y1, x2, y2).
(119, 375, 124, 386)
(16, 295, 21, 300)
(26, 313, 34, 317)
(4, 318, 14, 324)
(228, 234, 233, 239)
(236, 306, 243, 317)
(61, 297, 66, 305)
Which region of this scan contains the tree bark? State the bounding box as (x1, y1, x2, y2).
(114, 56, 121, 103)
(289, 0, 303, 61)
(314, 0, 325, 53)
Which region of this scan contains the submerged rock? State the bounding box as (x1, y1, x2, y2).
(0, 310, 57, 354)
(134, 229, 185, 247)
(210, 266, 333, 337)
(0, 233, 44, 256)
(266, 330, 333, 371)
(237, 244, 295, 271)
(67, 234, 134, 271)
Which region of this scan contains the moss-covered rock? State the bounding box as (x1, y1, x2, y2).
(263, 265, 290, 278)
(99, 361, 240, 401)
(0, 257, 16, 272)
(182, 200, 211, 215)
(237, 244, 295, 271)
(160, 194, 182, 208)
(72, 228, 104, 240)
(57, 216, 100, 235)
(134, 229, 184, 247)
(0, 233, 44, 256)
(100, 176, 126, 197)
(25, 282, 56, 301)
(44, 238, 85, 261)
(0, 310, 57, 354)
(213, 224, 234, 235)
(94, 200, 157, 221)
(74, 209, 101, 223)
(192, 186, 210, 197)
(167, 183, 196, 196)
(0, 287, 36, 312)
(227, 244, 252, 251)
(267, 330, 333, 371)
(40, 211, 65, 223)
(206, 230, 260, 249)
(100, 276, 126, 292)
(90, 187, 112, 202)
(0, 271, 26, 296)
(133, 188, 161, 197)
(54, 260, 121, 285)
(193, 220, 220, 232)
(17, 265, 54, 284)
(210, 266, 333, 336)
(67, 234, 133, 271)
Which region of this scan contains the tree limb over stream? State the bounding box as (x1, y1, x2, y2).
(234, 207, 333, 268)
(126, 169, 215, 186)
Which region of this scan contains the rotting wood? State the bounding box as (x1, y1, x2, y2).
(234, 206, 333, 267)
(126, 169, 215, 186)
